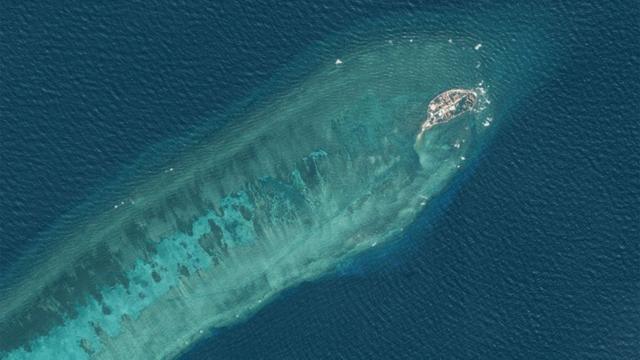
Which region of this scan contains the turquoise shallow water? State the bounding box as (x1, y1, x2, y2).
(1, 1, 639, 359)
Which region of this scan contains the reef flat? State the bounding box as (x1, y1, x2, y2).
(0, 16, 549, 359)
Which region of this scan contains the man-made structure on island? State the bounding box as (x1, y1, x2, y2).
(420, 88, 478, 134)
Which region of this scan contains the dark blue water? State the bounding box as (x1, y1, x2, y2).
(1, 1, 638, 359)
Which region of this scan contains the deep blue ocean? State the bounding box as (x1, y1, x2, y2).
(1, 1, 639, 359)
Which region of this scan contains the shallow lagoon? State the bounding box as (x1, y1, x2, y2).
(1, 6, 554, 359)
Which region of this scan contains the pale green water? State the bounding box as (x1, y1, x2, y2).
(2, 25, 543, 358)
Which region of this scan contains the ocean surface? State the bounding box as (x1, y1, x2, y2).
(1, 0, 638, 359)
